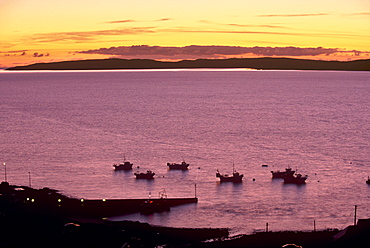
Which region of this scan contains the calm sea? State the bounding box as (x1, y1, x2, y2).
(1, 69, 369, 235)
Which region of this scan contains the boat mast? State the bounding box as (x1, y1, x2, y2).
(28, 172, 31, 188)
(3, 162, 7, 182)
(194, 183, 197, 198)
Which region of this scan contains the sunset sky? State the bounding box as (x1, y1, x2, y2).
(1, 0, 369, 68)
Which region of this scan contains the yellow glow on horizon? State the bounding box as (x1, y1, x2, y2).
(1, 0, 369, 68)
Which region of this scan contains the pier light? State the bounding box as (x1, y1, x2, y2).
(80, 199, 84, 202)
(102, 199, 106, 202)
(31, 199, 35, 202)
(26, 198, 30, 201)
(58, 199, 62, 203)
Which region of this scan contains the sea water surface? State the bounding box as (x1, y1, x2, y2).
(1, 69, 369, 235)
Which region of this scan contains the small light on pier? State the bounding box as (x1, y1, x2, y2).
(102, 199, 106, 202)
(58, 199, 62, 203)
(31, 199, 35, 202)
(80, 199, 84, 202)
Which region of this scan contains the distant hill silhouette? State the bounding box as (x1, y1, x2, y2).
(6, 57, 370, 71)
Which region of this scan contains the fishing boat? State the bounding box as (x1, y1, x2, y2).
(140, 190, 170, 214)
(140, 199, 170, 214)
(134, 170, 155, 179)
(271, 167, 295, 179)
(283, 173, 307, 184)
(167, 161, 189, 170)
(366, 177, 370, 185)
(113, 156, 133, 171)
(216, 166, 243, 183)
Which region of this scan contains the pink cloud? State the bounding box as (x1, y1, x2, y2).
(105, 18, 172, 24)
(26, 28, 156, 43)
(105, 19, 136, 24)
(78, 45, 341, 59)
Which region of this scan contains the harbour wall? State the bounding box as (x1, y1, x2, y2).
(0, 182, 198, 217)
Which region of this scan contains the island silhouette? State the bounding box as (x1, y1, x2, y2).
(6, 57, 370, 71)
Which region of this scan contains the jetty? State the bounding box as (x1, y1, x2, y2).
(0, 182, 197, 217)
(0, 181, 229, 248)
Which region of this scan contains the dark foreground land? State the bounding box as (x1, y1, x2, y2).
(5, 57, 370, 71)
(1, 182, 369, 248)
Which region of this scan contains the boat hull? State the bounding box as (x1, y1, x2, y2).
(219, 177, 243, 183)
(140, 200, 170, 215)
(135, 171, 155, 179)
(167, 162, 189, 170)
(283, 174, 307, 184)
(168, 165, 189, 170)
(114, 165, 133, 171)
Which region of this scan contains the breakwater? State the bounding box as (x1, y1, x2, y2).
(31, 197, 198, 217)
(0, 182, 197, 217)
(0, 182, 228, 248)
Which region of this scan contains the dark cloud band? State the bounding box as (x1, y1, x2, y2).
(78, 45, 340, 59)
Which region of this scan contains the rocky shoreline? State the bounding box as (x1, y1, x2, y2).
(1, 182, 369, 247)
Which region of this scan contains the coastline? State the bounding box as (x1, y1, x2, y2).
(5, 57, 370, 71)
(1, 182, 369, 247)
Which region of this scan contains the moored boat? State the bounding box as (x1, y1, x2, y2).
(366, 177, 370, 185)
(216, 168, 243, 183)
(271, 167, 295, 179)
(134, 170, 155, 179)
(140, 190, 170, 214)
(140, 199, 170, 214)
(283, 173, 307, 184)
(113, 160, 133, 171)
(167, 161, 189, 170)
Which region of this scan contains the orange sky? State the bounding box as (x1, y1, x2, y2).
(1, 0, 370, 68)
